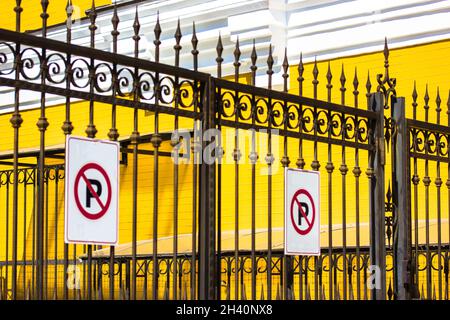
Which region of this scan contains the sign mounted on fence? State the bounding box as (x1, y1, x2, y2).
(65, 136, 119, 245)
(285, 168, 320, 256)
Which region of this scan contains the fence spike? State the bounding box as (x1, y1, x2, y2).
(412, 81, 418, 119)
(424, 84, 430, 121)
(133, 6, 140, 42)
(383, 37, 390, 82)
(436, 87, 441, 124)
(154, 11, 161, 62)
(366, 71, 372, 99)
(282, 47, 289, 91)
(298, 52, 304, 96)
(111, 3, 119, 37)
(326, 62, 332, 101)
(312, 57, 319, 98)
(340, 64, 346, 104)
(40, 0, 49, 34)
(88, 0, 97, 46)
(251, 39, 257, 72)
(267, 44, 274, 89)
(353, 67, 359, 108)
(233, 36, 241, 82)
(216, 33, 223, 77)
(174, 18, 182, 66)
(191, 22, 199, 71)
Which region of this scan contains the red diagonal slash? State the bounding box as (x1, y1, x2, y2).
(295, 197, 311, 228)
(81, 173, 105, 210)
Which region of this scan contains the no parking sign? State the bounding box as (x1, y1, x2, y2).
(64, 136, 119, 245)
(285, 168, 320, 256)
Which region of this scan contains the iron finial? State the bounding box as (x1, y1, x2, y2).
(191, 21, 198, 52)
(298, 52, 304, 96)
(267, 44, 274, 74)
(250, 39, 257, 71)
(191, 22, 199, 71)
(133, 6, 140, 40)
(233, 36, 241, 66)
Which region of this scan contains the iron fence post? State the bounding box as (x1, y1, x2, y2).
(369, 93, 386, 300)
(392, 97, 412, 299)
(198, 77, 216, 300)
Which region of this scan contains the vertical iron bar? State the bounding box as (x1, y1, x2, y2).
(281, 49, 292, 300)
(232, 38, 241, 300)
(266, 45, 274, 300)
(297, 53, 305, 300)
(172, 19, 182, 301)
(250, 40, 258, 301)
(339, 65, 348, 300)
(130, 7, 140, 301)
(412, 83, 420, 295)
(215, 34, 223, 301)
(326, 62, 334, 300)
(63, 0, 74, 301)
(151, 13, 162, 300)
(435, 89, 443, 300)
(36, 0, 50, 300)
(10, 0, 23, 300)
(108, 3, 120, 301)
(423, 85, 431, 300)
(353, 68, 361, 300)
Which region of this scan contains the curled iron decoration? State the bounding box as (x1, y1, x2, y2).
(70, 58, 91, 89)
(46, 52, 68, 85)
(0, 42, 17, 76)
(93, 62, 113, 93)
(409, 127, 450, 158)
(19, 47, 43, 81)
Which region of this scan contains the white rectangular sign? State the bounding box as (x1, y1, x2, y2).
(65, 136, 119, 245)
(285, 168, 320, 256)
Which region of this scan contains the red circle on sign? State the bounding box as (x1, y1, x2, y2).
(290, 189, 315, 235)
(74, 163, 112, 220)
